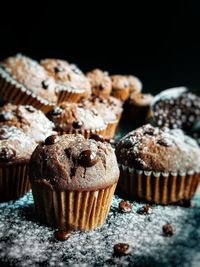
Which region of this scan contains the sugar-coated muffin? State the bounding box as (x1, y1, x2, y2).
(86, 69, 112, 97)
(41, 58, 91, 102)
(151, 87, 200, 132)
(47, 102, 106, 138)
(0, 54, 59, 112)
(116, 124, 200, 204)
(29, 134, 119, 230)
(0, 125, 37, 201)
(0, 103, 56, 143)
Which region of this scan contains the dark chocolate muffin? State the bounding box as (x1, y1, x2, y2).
(29, 134, 119, 230)
(47, 102, 106, 138)
(0, 54, 59, 112)
(151, 87, 200, 132)
(0, 125, 37, 201)
(116, 124, 200, 204)
(0, 103, 56, 143)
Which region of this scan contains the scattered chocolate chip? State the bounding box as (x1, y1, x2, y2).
(41, 79, 50, 89)
(78, 149, 97, 167)
(45, 135, 59, 145)
(72, 121, 83, 129)
(89, 134, 104, 142)
(54, 65, 65, 73)
(54, 230, 71, 241)
(114, 243, 132, 256)
(99, 83, 105, 90)
(137, 205, 153, 215)
(25, 105, 35, 113)
(0, 111, 14, 121)
(48, 107, 62, 117)
(65, 147, 72, 158)
(118, 201, 132, 213)
(162, 223, 175, 236)
(0, 147, 16, 162)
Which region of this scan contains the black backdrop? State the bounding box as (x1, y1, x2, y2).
(0, 0, 200, 94)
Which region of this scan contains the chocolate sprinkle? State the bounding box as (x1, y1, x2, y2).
(45, 135, 59, 145)
(162, 223, 175, 236)
(114, 243, 132, 256)
(54, 230, 71, 241)
(137, 205, 153, 215)
(118, 201, 132, 213)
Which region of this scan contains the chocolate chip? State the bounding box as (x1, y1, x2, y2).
(41, 79, 50, 89)
(99, 83, 105, 90)
(54, 230, 71, 241)
(0, 147, 16, 162)
(123, 139, 136, 148)
(45, 135, 59, 145)
(48, 107, 62, 117)
(72, 121, 83, 129)
(89, 134, 104, 142)
(118, 201, 132, 213)
(25, 106, 35, 113)
(78, 150, 97, 167)
(114, 243, 132, 256)
(65, 147, 72, 158)
(157, 138, 173, 147)
(137, 205, 153, 215)
(54, 65, 64, 73)
(162, 223, 175, 236)
(0, 111, 14, 121)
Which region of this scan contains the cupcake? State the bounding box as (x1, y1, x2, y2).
(40, 59, 91, 103)
(47, 102, 107, 138)
(116, 124, 200, 204)
(110, 75, 131, 102)
(0, 103, 56, 143)
(151, 87, 200, 132)
(0, 54, 60, 113)
(86, 69, 112, 97)
(0, 125, 37, 201)
(29, 134, 119, 230)
(81, 96, 123, 139)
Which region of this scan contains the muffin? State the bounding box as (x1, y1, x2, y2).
(116, 124, 200, 204)
(151, 87, 200, 132)
(0, 54, 60, 113)
(86, 69, 112, 97)
(81, 96, 123, 139)
(127, 75, 143, 94)
(111, 75, 131, 102)
(29, 134, 119, 230)
(41, 59, 91, 103)
(0, 125, 37, 201)
(47, 102, 107, 138)
(0, 103, 56, 143)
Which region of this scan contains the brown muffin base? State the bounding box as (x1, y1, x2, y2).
(56, 87, 85, 104)
(0, 163, 30, 202)
(111, 88, 130, 102)
(116, 164, 199, 205)
(31, 182, 117, 230)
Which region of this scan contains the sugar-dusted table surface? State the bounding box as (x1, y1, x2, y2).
(0, 187, 199, 267)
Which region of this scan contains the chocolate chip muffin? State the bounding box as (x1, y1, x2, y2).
(0, 103, 56, 143)
(47, 102, 106, 138)
(0, 54, 60, 113)
(110, 75, 131, 102)
(40, 58, 91, 102)
(0, 125, 37, 201)
(116, 124, 200, 204)
(127, 75, 143, 94)
(86, 69, 112, 97)
(151, 87, 200, 132)
(29, 134, 119, 230)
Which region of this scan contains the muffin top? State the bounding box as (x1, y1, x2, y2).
(0, 104, 56, 143)
(0, 54, 58, 103)
(47, 102, 106, 133)
(116, 124, 200, 173)
(29, 134, 119, 190)
(127, 75, 142, 94)
(111, 75, 130, 92)
(129, 92, 153, 107)
(0, 125, 37, 165)
(40, 59, 91, 97)
(151, 87, 200, 131)
(86, 69, 112, 97)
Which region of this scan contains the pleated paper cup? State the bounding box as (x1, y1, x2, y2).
(116, 164, 200, 205)
(0, 67, 55, 114)
(58, 126, 107, 139)
(31, 182, 117, 230)
(111, 88, 130, 102)
(105, 120, 119, 140)
(0, 163, 30, 202)
(56, 86, 85, 104)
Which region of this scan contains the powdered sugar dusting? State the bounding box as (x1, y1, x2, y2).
(0, 191, 199, 266)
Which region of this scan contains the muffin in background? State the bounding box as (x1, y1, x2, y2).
(41, 58, 91, 103)
(110, 75, 131, 102)
(86, 69, 112, 97)
(0, 54, 60, 113)
(47, 102, 107, 138)
(116, 124, 200, 205)
(29, 134, 119, 230)
(0, 103, 56, 143)
(127, 75, 143, 94)
(0, 125, 37, 201)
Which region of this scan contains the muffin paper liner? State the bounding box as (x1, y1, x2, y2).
(59, 126, 107, 139)
(105, 120, 118, 139)
(56, 86, 85, 104)
(31, 182, 117, 230)
(111, 88, 130, 102)
(116, 164, 200, 205)
(0, 163, 30, 202)
(0, 67, 55, 113)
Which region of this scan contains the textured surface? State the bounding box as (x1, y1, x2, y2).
(0, 188, 199, 267)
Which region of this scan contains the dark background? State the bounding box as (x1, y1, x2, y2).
(0, 1, 200, 94)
